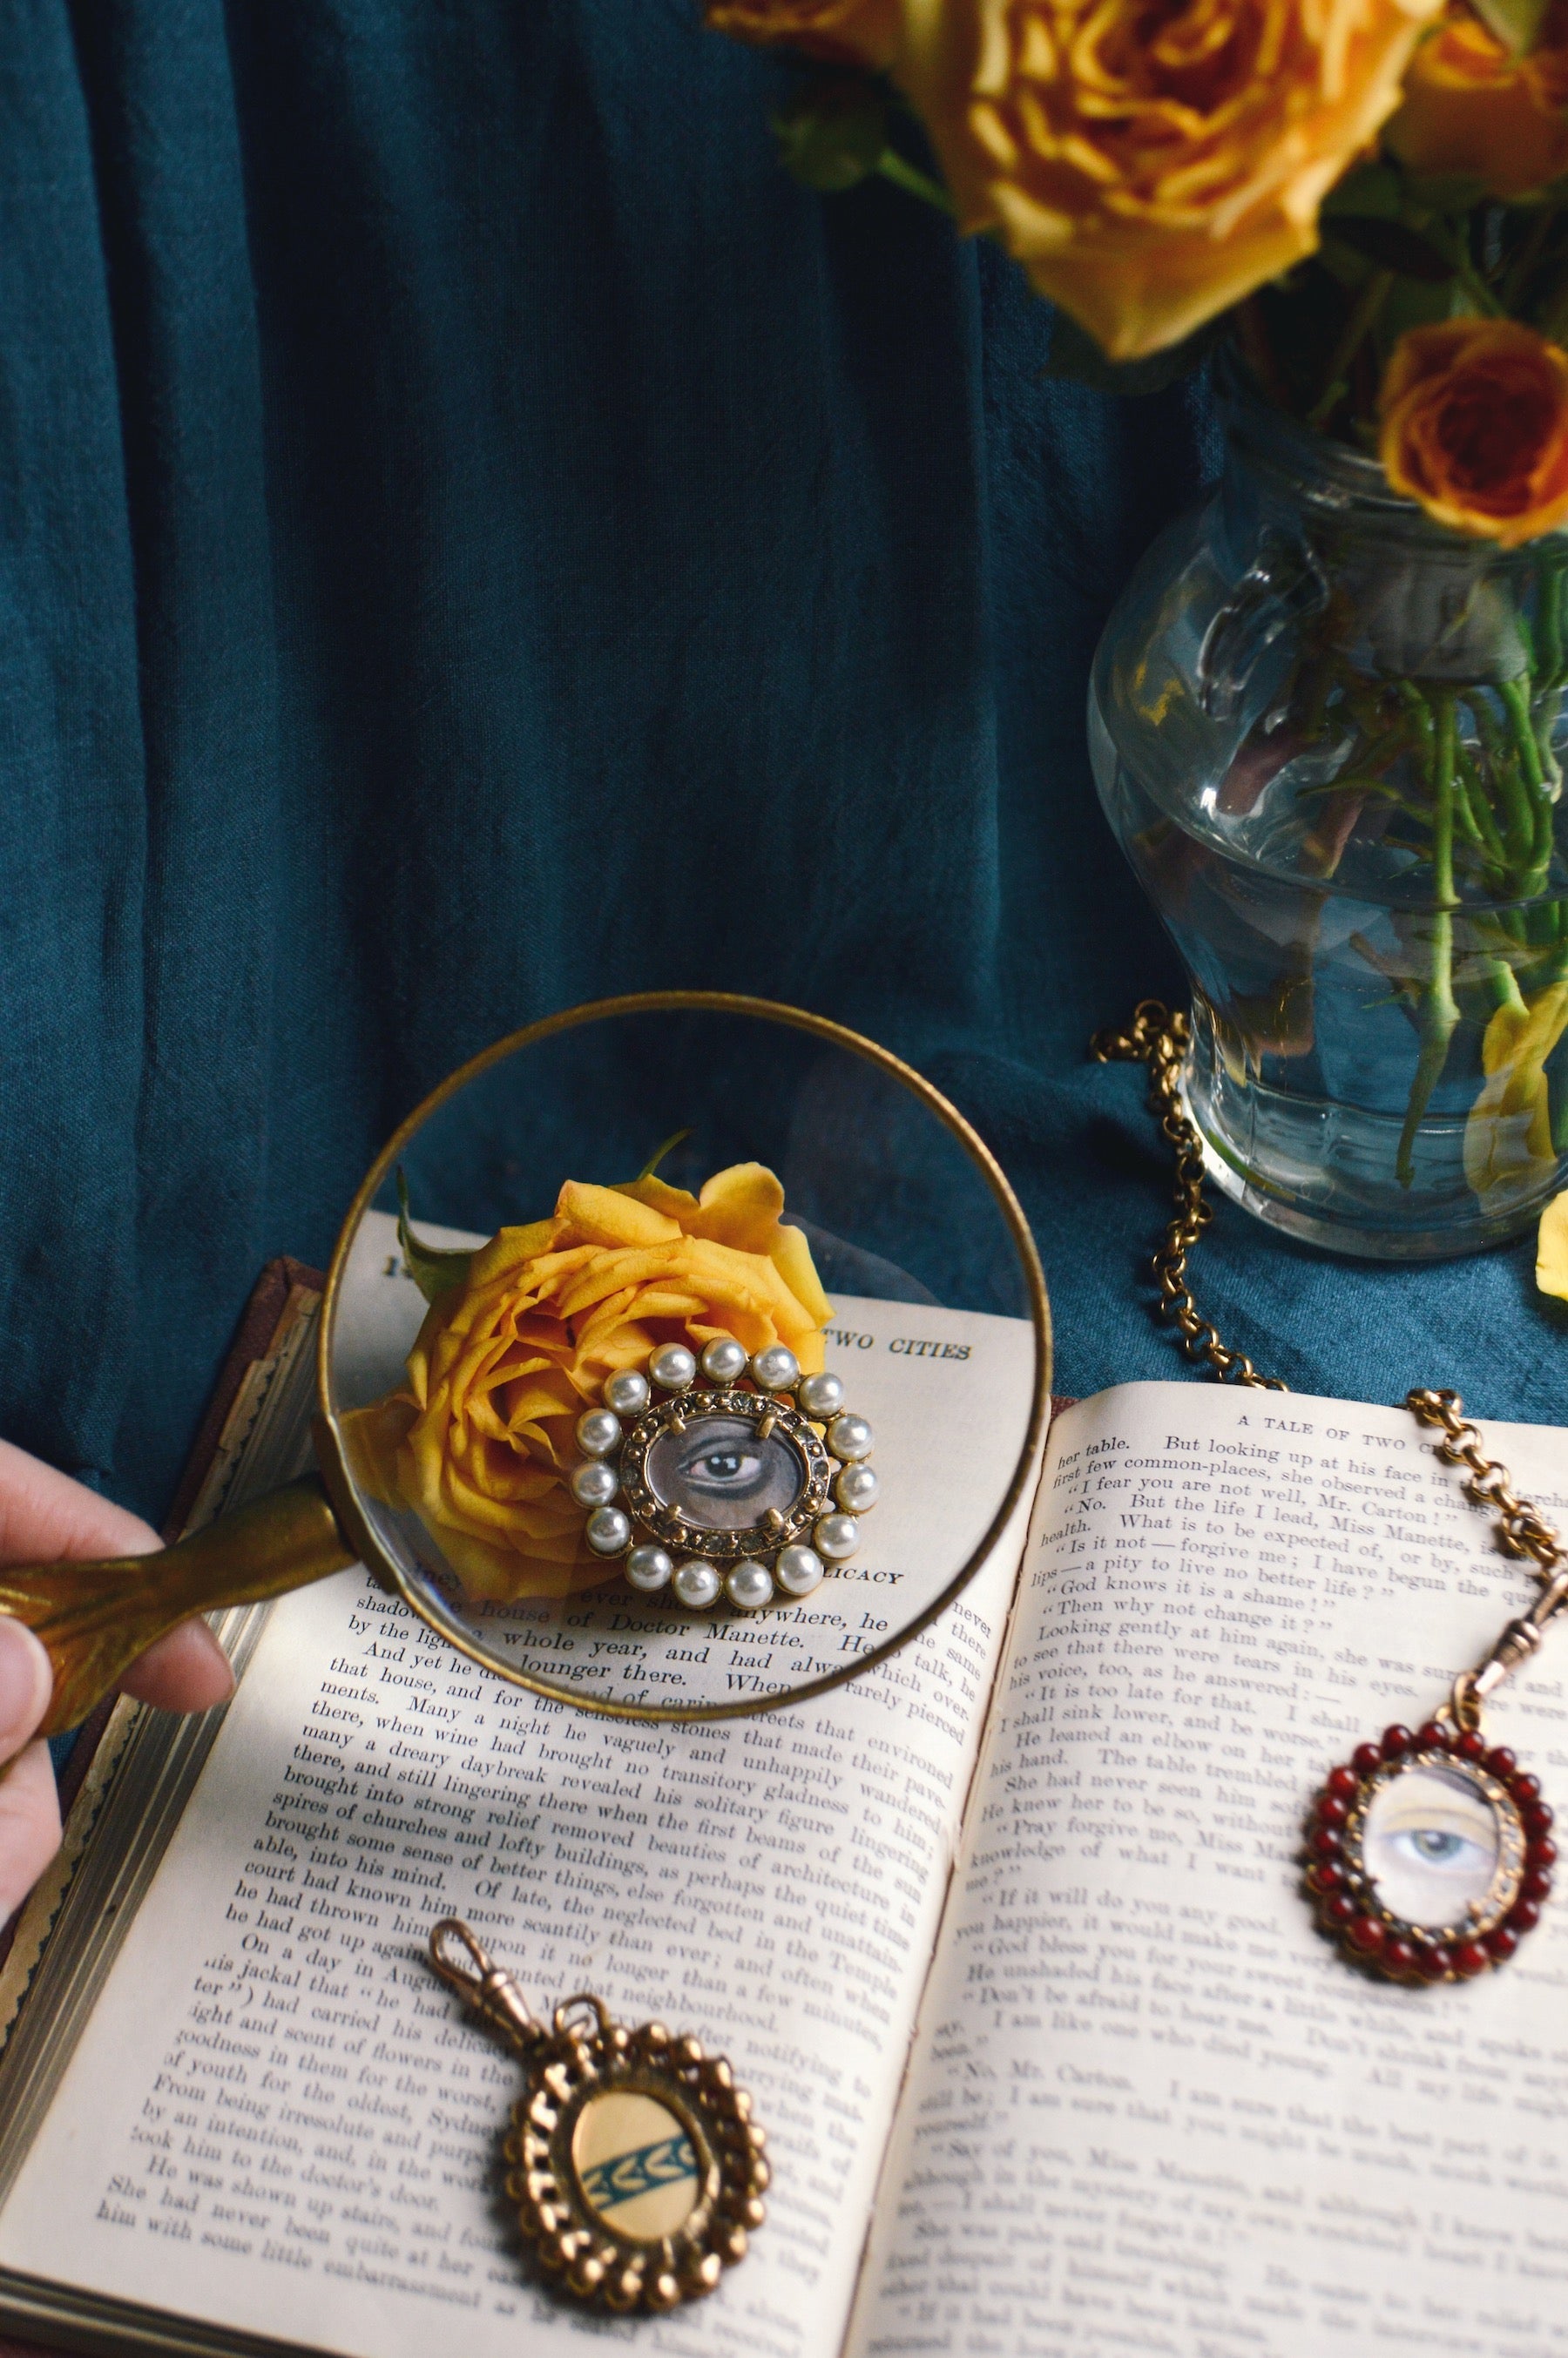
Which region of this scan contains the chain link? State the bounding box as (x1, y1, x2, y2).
(1091, 999, 1287, 1390)
(1093, 1001, 1568, 1730)
(1404, 1388, 1564, 1574)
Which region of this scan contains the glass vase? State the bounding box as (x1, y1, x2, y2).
(1089, 355, 1568, 1259)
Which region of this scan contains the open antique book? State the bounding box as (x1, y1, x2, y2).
(0, 1233, 1565, 2358)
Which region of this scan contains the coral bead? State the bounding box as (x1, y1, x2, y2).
(1316, 1796, 1348, 1829)
(1522, 1868, 1553, 1904)
(1512, 1773, 1544, 1803)
(1510, 1899, 1542, 1934)
(1417, 1721, 1451, 1751)
(1381, 1725, 1415, 1757)
(1353, 1743, 1382, 1776)
(1486, 1747, 1517, 1779)
(1452, 1942, 1490, 1978)
(1416, 1946, 1454, 1982)
(1324, 1894, 1356, 1926)
(1327, 1766, 1359, 1801)
(1311, 1828, 1343, 1859)
(1484, 1926, 1518, 1962)
(1382, 1939, 1418, 1976)
(1524, 1802, 1555, 1839)
(1348, 1917, 1385, 1954)
(1456, 1730, 1487, 1761)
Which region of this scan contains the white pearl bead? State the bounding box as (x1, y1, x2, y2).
(604, 1368, 651, 1417)
(726, 1560, 774, 1611)
(672, 1559, 721, 1609)
(835, 1463, 879, 1514)
(700, 1336, 748, 1387)
(625, 1545, 674, 1592)
(814, 1512, 860, 1560)
(797, 1371, 844, 1420)
(576, 1408, 622, 1458)
(570, 1460, 619, 1510)
(774, 1544, 824, 1596)
(827, 1412, 873, 1462)
(585, 1506, 632, 1557)
(750, 1344, 800, 1393)
(649, 1343, 697, 1393)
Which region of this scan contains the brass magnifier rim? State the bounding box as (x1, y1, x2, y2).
(314, 989, 1051, 1724)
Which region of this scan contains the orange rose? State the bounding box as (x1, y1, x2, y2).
(1388, 3, 1568, 199)
(895, 0, 1442, 361)
(703, 0, 901, 65)
(344, 1165, 831, 1603)
(1379, 318, 1568, 544)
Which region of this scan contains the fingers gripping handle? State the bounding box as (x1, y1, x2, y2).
(0, 1476, 355, 1735)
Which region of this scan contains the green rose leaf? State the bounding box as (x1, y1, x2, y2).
(1322, 160, 1406, 221)
(1470, 0, 1551, 54)
(396, 1169, 475, 1307)
(1399, 171, 1493, 213)
(771, 76, 889, 193)
(1323, 215, 1456, 284)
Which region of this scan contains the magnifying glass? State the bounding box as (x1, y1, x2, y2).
(0, 994, 1050, 1730)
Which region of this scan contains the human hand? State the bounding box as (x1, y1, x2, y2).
(0, 1438, 234, 1919)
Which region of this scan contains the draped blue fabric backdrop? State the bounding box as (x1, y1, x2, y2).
(0, 0, 1559, 1537)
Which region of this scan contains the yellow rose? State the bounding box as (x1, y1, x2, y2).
(1538, 1182, 1568, 1295)
(1464, 980, 1568, 1201)
(1379, 319, 1568, 544)
(703, 0, 902, 65)
(343, 1165, 832, 1603)
(895, 0, 1441, 361)
(1389, 3, 1568, 199)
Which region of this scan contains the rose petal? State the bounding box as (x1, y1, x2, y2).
(1538, 1188, 1568, 1300)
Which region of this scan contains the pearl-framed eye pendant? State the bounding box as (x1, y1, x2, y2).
(565, 1339, 878, 1614)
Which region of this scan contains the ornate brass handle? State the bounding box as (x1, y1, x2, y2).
(0, 1477, 355, 1736)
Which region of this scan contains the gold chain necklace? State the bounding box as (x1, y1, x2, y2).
(1093, 1001, 1562, 1984)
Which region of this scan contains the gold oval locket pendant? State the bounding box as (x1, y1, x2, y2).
(429, 1920, 768, 2313)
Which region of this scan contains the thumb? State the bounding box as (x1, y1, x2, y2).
(0, 1620, 52, 1764)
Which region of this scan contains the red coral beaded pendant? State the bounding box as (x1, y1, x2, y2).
(1307, 1390, 1568, 1986)
(1307, 1720, 1553, 1983)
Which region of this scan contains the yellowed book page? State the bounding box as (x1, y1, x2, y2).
(849, 1380, 1568, 2358)
(0, 1287, 1035, 2358)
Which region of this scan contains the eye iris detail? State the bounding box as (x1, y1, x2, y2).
(689, 1450, 754, 1487)
(1409, 1829, 1468, 1864)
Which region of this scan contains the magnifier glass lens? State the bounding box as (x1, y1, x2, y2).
(321, 1003, 1045, 1718)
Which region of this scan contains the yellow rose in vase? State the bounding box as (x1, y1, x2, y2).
(1378, 319, 1568, 544)
(1389, 2, 1568, 200)
(343, 1165, 832, 1604)
(894, 0, 1442, 361)
(1465, 980, 1568, 1204)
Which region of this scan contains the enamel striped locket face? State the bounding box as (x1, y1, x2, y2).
(429, 1921, 768, 2314)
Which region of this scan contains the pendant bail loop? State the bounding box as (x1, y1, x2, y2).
(1450, 1668, 1483, 1733)
(429, 1915, 542, 2048)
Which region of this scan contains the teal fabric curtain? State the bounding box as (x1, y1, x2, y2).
(0, 1, 1558, 1533)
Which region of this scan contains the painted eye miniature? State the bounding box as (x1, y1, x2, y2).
(571, 1339, 877, 1613)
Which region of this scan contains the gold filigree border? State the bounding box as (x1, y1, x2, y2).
(504, 1999, 768, 2313)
